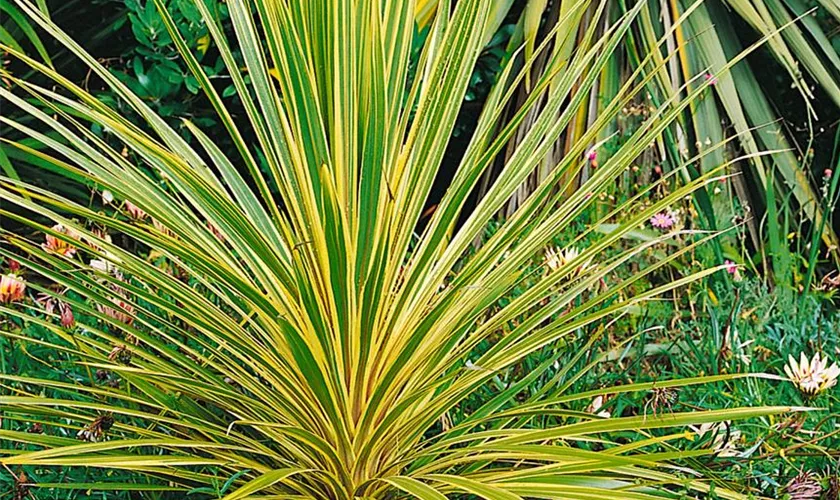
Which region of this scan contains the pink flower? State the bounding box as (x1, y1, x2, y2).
(39, 292, 75, 328)
(724, 260, 738, 275)
(207, 222, 225, 242)
(84, 228, 112, 252)
(585, 148, 598, 168)
(824, 169, 833, 179)
(97, 284, 135, 326)
(124, 201, 146, 220)
(704, 73, 717, 85)
(43, 224, 80, 257)
(98, 296, 135, 326)
(60, 302, 75, 328)
(785, 471, 821, 500)
(649, 211, 677, 230)
(0, 273, 26, 303)
(37, 293, 56, 314)
(152, 218, 175, 237)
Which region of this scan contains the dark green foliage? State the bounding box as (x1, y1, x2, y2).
(114, 0, 229, 120)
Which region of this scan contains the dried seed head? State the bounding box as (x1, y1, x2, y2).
(13, 469, 29, 500)
(108, 345, 133, 365)
(77, 414, 115, 443)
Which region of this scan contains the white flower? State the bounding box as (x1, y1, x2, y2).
(586, 395, 611, 418)
(102, 190, 114, 204)
(691, 421, 741, 457)
(89, 259, 111, 273)
(784, 352, 840, 396)
(545, 246, 588, 272)
(464, 359, 489, 372)
(89, 253, 122, 278)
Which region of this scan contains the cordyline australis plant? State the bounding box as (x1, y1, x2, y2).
(0, 0, 797, 498)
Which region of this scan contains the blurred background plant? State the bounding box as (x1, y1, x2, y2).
(1, 0, 839, 498)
